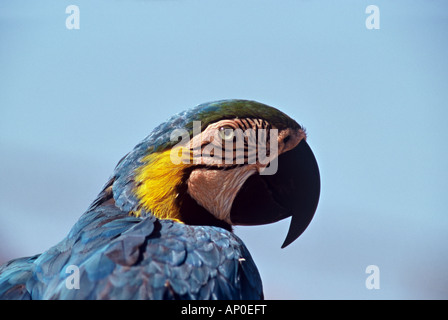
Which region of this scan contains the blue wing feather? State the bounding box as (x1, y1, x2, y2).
(0, 203, 263, 300)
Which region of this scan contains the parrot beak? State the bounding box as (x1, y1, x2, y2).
(277, 140, 321, 248)
(230, 140, 321, 248)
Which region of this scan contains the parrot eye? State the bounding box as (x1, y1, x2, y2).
(218, 126, 235, 141)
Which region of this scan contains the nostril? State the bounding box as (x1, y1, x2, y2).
(283, 135, 291, 144)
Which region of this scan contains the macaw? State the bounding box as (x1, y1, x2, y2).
(0, 99, 320, 300)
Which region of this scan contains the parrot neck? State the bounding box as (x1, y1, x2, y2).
(134, 150, 190, 222)
(132, 149, 232, 231)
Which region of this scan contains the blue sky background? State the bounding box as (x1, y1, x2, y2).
(1, 0, 447, 299)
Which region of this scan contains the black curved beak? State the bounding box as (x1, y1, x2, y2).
(230, 140, 321, 248)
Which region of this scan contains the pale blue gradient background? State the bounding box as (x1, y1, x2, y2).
(1, 0, 447, 299)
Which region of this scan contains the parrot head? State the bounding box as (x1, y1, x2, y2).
(105, 100, 320, 248)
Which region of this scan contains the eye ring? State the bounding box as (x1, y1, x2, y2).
(218, 126, 235, 141)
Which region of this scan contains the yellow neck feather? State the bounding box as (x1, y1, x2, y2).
(134, 149, 191, 222)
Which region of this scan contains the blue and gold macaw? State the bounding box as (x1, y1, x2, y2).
(0, 100, 320, 300)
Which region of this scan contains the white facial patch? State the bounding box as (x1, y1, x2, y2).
(187, 165, 257, 224)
